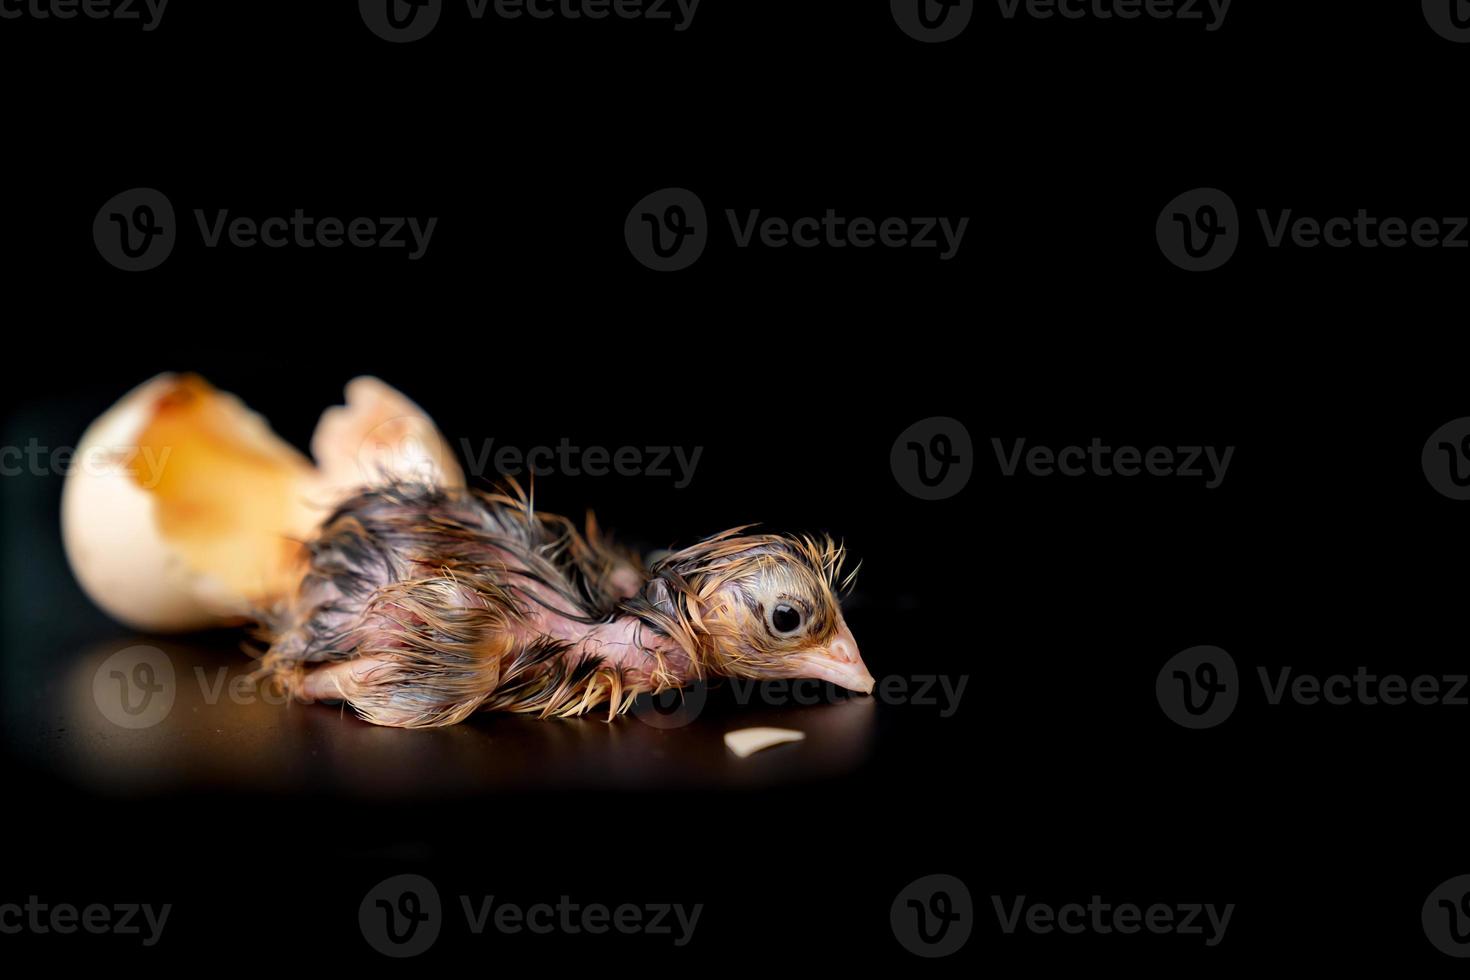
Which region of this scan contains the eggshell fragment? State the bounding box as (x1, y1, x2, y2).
(311, 375, 464, 496)
(61, 374, 319, 632)
(60, 373, 461, 634)
(723, 727, 806, 758)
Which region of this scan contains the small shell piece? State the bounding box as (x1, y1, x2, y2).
(723, 727, 806, 758)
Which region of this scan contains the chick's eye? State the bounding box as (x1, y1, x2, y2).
(769, 602, 803, 635)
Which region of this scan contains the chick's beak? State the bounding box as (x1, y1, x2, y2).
(795, 620, 874, 694)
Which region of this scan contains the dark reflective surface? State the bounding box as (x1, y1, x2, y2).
(17, 636, 877, 798)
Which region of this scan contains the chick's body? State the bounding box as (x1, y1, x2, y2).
(259, 483, 690, 728)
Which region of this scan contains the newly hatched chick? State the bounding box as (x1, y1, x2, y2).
(61, 374, 873, 729)
(258, 482, 870, 728)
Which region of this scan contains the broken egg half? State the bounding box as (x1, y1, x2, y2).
(62, 373, 462, 632)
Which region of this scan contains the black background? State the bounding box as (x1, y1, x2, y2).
(1, 0, 1468, 970)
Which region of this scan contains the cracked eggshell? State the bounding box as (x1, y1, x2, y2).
(60, 374, 316, 632)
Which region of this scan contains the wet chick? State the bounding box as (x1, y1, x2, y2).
(62, 374, 872, 729)
(258, 481, 869, 728)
